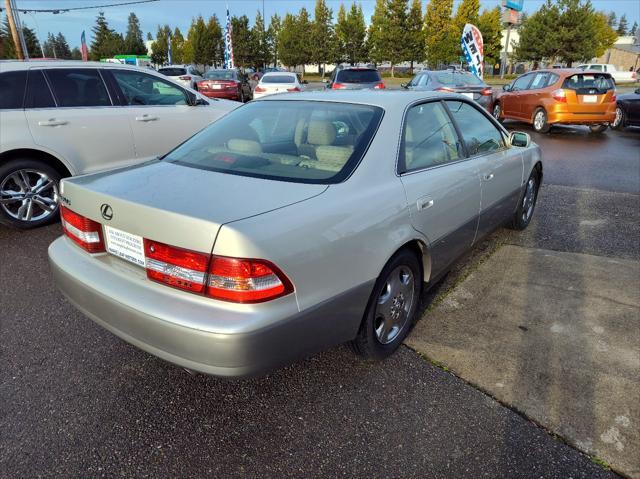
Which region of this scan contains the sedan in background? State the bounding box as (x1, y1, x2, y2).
(158, 65, 204, 90)
(197, 69, 253, 102)
(611, 87, 640, 130)
(493, 69, 616, 133)
(403, 70, 493, 111)
(49, 90, 542, 377)
(324, 66, 385, 90)
(253, 72, 305, 99)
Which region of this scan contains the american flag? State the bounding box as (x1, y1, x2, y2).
(224, 8, 234, 69)
(80, 30, 88, 62)
(167, 31, 172, 65)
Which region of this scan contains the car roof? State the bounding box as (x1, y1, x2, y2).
(262, 71, 296, 76)
(257, 89, 460, 108)
(522, 68, 610, 77)
(0, 60, 151, 73)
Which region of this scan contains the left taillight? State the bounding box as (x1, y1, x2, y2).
(61, 206, 105, 253)
(144, 239, 209, 294)
(287, 86, 301, 92)
(481, 87, 493, 96)
(373, 82, 385, 89)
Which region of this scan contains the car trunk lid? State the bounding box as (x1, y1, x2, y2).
(562, 72, 616, 109)
(60, 160, 327, 255)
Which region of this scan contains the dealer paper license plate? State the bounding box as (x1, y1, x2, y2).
(104, 226, 146, 267)
(583, 95, 597, 103)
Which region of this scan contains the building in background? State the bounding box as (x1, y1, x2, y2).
(594, 36, 640, 72)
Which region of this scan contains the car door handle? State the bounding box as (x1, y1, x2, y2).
(484, 173, 495, 181)
(38, 119, 67, 127)
(135, 115, 158, 122)
(417, 196, 434, 210)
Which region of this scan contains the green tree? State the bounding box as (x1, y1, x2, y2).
(452, 0, 480, 45)
(424, 0, 457, 68)
(43, 32, 56, 58)
(20, 25, 42, 58)
(150, 24, 171, 65)
(477, 7, 502, 66)
(183, 16, 209, 65)
(55, 33, 72, 59)
(146, 31, 152, 41)
(170, 27, 184, 65)
(71, 46, 82, 60)
(206, 15, 224, 67)
(406, 0, 424, 72)
(267, 14, 282, 66)
(90, 12, 120, 60)
(606, 12, 616, 28)
(278, 13, 301, 69)
(0, 15, 7, 59)
(367, 0, 388, 65)
(631, 21, 638, 36)
(514, 0, 560, 64)
(336, 3, 367, 65)
(385, 0, 409, 76)
(124, 12, 146, 54)
(252, 10, 270, 69)
(231, 15, 256, 68)
(592, 12, 618, 58)
(297, 7, 313, 73)
(310, 0, 335, 76)
(616, 14, 628, 35)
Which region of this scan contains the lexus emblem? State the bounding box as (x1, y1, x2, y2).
(100, 204, 113, 221)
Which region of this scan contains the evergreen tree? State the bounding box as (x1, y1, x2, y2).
(606, 12, 616, 28)
(55, 32, 72, 59)
(71, 47, 82, 60)
(90, 12, 119, 60)
(21, 25, 42, 58)
(206, 16, 224, 67)
(631, 21, 638, 36)
(367, 0, 388, 65)
(43, 32, 56, 58)
(231, 15, 256, 68)
(150, 24, 171, 65)
(124, 12, 146, 54)
(267, 14, 282, 66)
(477, 7, 502, 66)
(335, 3, 367, 65)
(385, 0, 409, 76)
(406, 0, 424, 73)
(296, 8, 313, 74)
(146, 32, 153, 41)
(514, 0, 560, 64)
(593, 12, 619, 58)
(518, 11, 528, 29)
(424, 0, 457, 68)
(170, 27, 185, 65)
(252, 11, 270, 69)
(616, 14, 628, 35)
(183, 16, 209, 65)
(452, 0, 480, 65)
(278, 13, 301, 69)
(310, 0, 335, 75)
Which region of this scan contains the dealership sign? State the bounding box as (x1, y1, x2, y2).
(461, 23, 484, 79)
(502, 0, 524, 11)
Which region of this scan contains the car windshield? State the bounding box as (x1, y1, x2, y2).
(158, 67, 187, 76)
(336, 69, 381, 83)
(205, 70, 237, 80)
(261, 75, 295, 84)
(164, 100, 384, 184)
(434, 72, 484, 86)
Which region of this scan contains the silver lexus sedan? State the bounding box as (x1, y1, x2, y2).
(49, 91, 543, 377)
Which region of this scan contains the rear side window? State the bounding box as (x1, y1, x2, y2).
(546, 73, 560, 87)
(261, 75, 295, 84)
(530, 72, 552, 89)
(336, 69, 381, 83)
(563, 74, 614, 94)
(0, 71, 27, 109)
(401, 102, 463, 173)
(46, 69, 111, 107)
(446, 101, 505, 156)
(25, 70, 56, 108)
(158, 68, 187, 76)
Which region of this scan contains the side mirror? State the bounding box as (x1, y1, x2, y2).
(502, 84, 512, 92)
(510, 131, 530, 148)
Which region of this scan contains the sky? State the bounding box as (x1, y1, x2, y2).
(8, 0, 640, 49)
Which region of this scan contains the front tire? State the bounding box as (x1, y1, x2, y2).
(351, 249, 421, 360)
(610, 106, 625, 130)
(532, 108, 551, 133)
(0, 159, 61, 229)
(509, 170, 540, 231)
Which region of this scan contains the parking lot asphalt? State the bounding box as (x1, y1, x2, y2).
(2, 121, 637, 478)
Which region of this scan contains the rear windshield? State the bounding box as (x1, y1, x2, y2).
(434, 72, 484, 86)
(158, 67, 187, 76)
(563, 73, 614, 93)
(164, 100, 383, 184)
(261, 75, 295, 84)
(336, 69, 381, 83)
(205, 70, 237, 80)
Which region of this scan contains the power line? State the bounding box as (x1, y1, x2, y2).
(0, 0, 158, 14)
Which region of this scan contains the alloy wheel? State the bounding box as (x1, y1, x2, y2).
(534, 111, 545, 131)
(374, 265, 415, 345)
(522, 176, 537, 223)
(0, 169, 59, 222)
(613, 107, 623, 128)
(493, 103, 501, 120)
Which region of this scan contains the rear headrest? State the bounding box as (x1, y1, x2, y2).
(307, 120, 337, 146)
(228, 139, 262, 155)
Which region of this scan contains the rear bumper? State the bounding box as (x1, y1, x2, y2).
(200, 90, 240, 100)
(48, 237, 371, 377)
(547, 103, 616, 124)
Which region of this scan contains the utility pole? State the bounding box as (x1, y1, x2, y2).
(500, 23, 511, 79)
(4, 0, 24, 59)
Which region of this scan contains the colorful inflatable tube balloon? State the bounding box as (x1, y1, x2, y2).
(461, 23, 484, 79)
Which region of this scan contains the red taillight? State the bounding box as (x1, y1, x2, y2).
(332, 82, 346, 90)
(481, 87, 493, 96)
(610, 93, 617, 102)
(552, 89, 567, 103)
(144, 239, 209, 293)
(287, 87, 301, 92)
(435, 86, 454, 92)
(254, 85, 266, 93)
(207, 255, 293, 303)
(61, 205, 105, 253)
(373, 82, 385, 89)
(179, 75, 192, 81)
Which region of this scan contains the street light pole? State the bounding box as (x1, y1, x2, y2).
(4, 0, 24, 59)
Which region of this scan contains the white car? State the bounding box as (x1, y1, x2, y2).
(577, 64, 638, 84)
(253, 72, 305, 99)
(157, 65, 204, 90)
(0, 60, 237, 229)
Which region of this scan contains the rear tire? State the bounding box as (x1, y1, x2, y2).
(351, 249, 421, 360)
(0, 159, 62, 229)
(611, 106, 625, 130)
(509, 169, 540, 231)
(589, 124, 608, 134)
(532, 108, 551, 133)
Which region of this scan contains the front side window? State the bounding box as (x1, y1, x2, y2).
(511, 74, 532, 91)
(111, 70, 189, 106)
(400, 102, 463, 173)
(164, 100, 383, 184)
(446, 101, 505, 156)
(46, 69, 111, 107)
(0, 71, 27, 109)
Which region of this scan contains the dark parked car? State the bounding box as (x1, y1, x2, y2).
(196, 69, 253, 102)
(611, 87, 640, 130)
(325, 66, 385, 90)
(403, 70, 493, 110)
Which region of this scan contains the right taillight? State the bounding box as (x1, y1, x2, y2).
(481, 87, 493, 96)
(207, 255, 293, 303)
(144, 239, 209, 294)
(552, 89, 567, 102)
(332, 82, 346, 90)
(254, 85, 266, 92)
(61, 206, 105, 253)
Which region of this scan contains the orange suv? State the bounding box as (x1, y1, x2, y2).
(493, 69, 616, 133)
